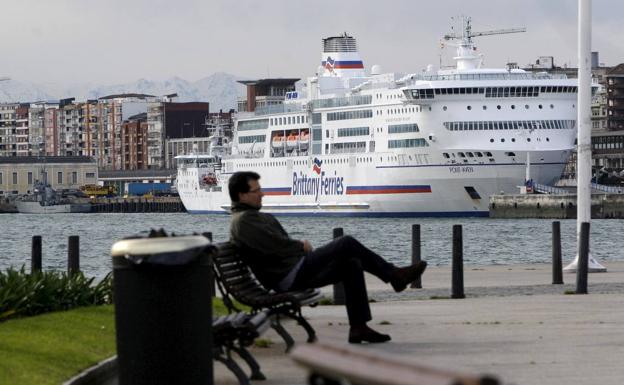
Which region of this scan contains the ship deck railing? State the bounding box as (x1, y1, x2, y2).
(400, 72, 568, 84)
(533, 183, 572, 195)
(591, 182, 624, 194)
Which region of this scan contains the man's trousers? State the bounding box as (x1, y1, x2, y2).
(289, 235, 395, 325)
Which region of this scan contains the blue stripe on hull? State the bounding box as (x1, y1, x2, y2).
(186, 210, 489, 218)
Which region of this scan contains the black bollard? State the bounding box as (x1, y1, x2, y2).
(552, 221, 563, 284)
(410, 224, 422, 289)
(332, 227, 346, 305)
(202, 232, 215, 297)
(451, 225, 465, 299)
(576, 222, 590, 294)
(31, 235, 42, 273)
(68, 236, 80, 276)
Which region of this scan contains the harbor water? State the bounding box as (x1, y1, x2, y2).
(1, 213, 623, 279)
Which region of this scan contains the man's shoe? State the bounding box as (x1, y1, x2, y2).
(348, 325, 391, 344)
(390, 261, 427, 293)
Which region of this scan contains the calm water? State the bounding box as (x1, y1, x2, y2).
(0, 213, 622, 279)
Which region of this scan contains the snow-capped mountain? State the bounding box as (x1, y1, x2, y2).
(0, 72, 245, 112)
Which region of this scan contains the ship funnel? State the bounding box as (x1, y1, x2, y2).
(320, 33, 365, 78)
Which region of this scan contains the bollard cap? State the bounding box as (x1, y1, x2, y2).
(111, 235, 214, 268)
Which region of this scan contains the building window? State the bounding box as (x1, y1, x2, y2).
(86, 172, 96, 179)
(57, 172, 63, 184)
(12, 172, 17, 185)
(0, 172, 2, 185)
(72, 172, 77, 184)
(28, 172, 33, 185)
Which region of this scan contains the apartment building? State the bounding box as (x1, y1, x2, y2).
(0, 103, 18, 157)
(147, 100, 210, 169)
(121, 113, 148, 170)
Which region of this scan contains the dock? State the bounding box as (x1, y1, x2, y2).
(489, 193, 624, 219)
(90, 196, 186, 213)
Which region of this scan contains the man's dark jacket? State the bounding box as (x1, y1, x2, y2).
(230, 202, 304, 289)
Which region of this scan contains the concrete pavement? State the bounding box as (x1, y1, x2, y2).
(214, 261, 624, 385)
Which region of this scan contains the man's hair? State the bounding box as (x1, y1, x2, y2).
(228, 171, 260, 202)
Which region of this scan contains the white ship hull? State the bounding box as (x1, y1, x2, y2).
(177, 149, 568, 217)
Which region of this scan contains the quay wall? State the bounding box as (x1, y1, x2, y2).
(489, 194, 624, 219)
(91, 196, 186, 213)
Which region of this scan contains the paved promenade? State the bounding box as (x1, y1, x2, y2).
(214, 261, 624, 385)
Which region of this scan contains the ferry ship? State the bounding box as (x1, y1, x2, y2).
(177, 18, 579, 217)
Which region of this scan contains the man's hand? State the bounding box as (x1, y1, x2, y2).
(301, 240, 313, 253)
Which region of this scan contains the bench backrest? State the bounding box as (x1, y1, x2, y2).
(214, 242, 324, 313)
(213, 242, 273, 310)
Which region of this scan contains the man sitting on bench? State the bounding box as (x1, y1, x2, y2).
(228, 171, 427, 344)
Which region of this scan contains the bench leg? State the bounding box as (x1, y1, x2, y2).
(271, 319, 295, 352)
(232, 345, 266, 381)
(294, 314, 317, 343)
(214, 354, 251, 385)
(282, 310, 317, 343)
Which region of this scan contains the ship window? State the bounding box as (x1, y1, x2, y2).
(441, 88, 447, 95)
(525, 105, 529, 109)
(505, 152, 515, 156)
(539, 104, 543, 109)
(497, 105, 501, 110)
(467, 106, 472, 110)
(475, 152, 483, 157)
(279, 118, 283, 125)
(466, 152, 474, 157)
(501, 138, 505, 143)
(443, 153, 450, 158)
(458, 152, 465, 157)
(550, 104, 554, 109)
(511, 138, 516, 142)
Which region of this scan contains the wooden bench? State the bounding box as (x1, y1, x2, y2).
(213, 241, 324, 350)
(213, 310, 271, 385)
(291, 342, 500, 385)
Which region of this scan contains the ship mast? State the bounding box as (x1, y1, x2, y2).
(443, 17, 526, 70)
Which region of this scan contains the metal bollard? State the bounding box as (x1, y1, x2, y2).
(31, 235, 42, 273)
(451, 225, 465, 299)
(68, 235, 80, 276)
(332, 227, 346, 305)
(552, 221, 563, 284)
(576, 222, 590, 294)
(410, 224, 422, 289)
(202, 232, 215, 297)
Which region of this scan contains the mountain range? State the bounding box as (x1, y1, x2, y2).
(0, 72, 246, 112)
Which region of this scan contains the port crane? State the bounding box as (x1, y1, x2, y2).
(443, 16, 526, 43)
(441, 16, 526, 71)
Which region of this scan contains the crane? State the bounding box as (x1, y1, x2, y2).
(443, 16, 525, 44)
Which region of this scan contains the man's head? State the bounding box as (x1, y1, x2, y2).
(228, 171, 264, 208)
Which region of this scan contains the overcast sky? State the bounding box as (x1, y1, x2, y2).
(2, 0, 622, 85)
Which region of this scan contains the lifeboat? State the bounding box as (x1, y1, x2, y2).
(299, 131, 309, 150)
(201, 173, 218, 186)
(286, 132, 299, 149)
(272, 135, 284, 148)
